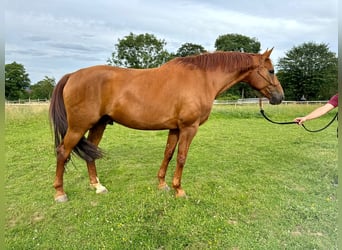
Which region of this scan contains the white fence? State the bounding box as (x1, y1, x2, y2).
(5, 98, 50, 105)
(214, 98, 328, 106)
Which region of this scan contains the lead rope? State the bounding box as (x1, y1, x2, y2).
(259, 98, 338, 133)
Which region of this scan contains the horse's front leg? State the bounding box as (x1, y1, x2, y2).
(158, 129, 179, 191)
(172, 125, 198, 197)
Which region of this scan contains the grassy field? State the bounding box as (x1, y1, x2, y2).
(5, 103, 338, 249)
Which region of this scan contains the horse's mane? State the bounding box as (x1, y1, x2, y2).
(173, 51, 257, 73)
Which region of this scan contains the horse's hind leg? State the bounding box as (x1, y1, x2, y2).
(86, 120, 109, 194)
(158, 129, 179, 191)
(54, 129, 85, 202)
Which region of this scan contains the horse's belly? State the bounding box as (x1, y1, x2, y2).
(114, 116, 178, 130)
(110, 108, 178, 130)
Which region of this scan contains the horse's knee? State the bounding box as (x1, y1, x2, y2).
(177, 154, 186, 166)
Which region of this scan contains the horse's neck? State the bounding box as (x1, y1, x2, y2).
(209, 70, 250, 97)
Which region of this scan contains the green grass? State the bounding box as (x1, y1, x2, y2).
(5, 104, 338, 249)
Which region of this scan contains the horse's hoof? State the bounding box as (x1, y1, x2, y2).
(91, 183, 108, 194)
(96, 185, 108, 194)
(158, 183, 170, 191)
(163, 186, 171, 192)
(55, 194, 68, 202)
(175, 190, 187, 198)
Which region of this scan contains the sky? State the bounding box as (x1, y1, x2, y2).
(5, 0, 338, 84)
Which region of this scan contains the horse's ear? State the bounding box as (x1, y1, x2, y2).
(262, 47, 274, 58)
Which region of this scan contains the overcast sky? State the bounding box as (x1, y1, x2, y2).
(5, 0, 338, 84)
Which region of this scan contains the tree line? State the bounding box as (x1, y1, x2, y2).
(5, 33, 337, 101)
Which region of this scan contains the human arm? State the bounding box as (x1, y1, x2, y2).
(294, 103, 336, 125)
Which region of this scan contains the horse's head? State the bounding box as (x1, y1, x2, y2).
(245, 49, 284, 104)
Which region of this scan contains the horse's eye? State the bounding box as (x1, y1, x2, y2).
(269, 69, 274, 74)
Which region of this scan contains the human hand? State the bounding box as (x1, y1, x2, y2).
(294, 117, 307, 125)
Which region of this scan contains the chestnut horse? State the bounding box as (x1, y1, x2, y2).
(50, 49, 284, 202)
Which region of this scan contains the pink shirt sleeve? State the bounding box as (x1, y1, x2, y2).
(328, 94, 338, 107)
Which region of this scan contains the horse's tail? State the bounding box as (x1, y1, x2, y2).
(49, 74, 103, 162)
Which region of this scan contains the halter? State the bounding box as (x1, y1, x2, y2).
(259, 98, 338, 133)
(257, 68, 279, 88)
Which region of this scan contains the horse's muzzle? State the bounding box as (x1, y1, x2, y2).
(269, 93, 284, 105)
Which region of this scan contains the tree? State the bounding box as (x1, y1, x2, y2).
(214, 33, 261, 53)
(30, 76, 56, 99)
(5, 62, 31, 100)
(176, 43, 206, 57)
(107, 32, 171, 68)
(277, 42, 337, 100)
(214, 34, 261, 99)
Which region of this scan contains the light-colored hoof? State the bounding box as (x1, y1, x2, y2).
(158, 184, 170, 192)
(55, 194, 68, 202)
(175, 190, 187, 198)
(96, 185, 108, 194)
(91, 183, 108, 194)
